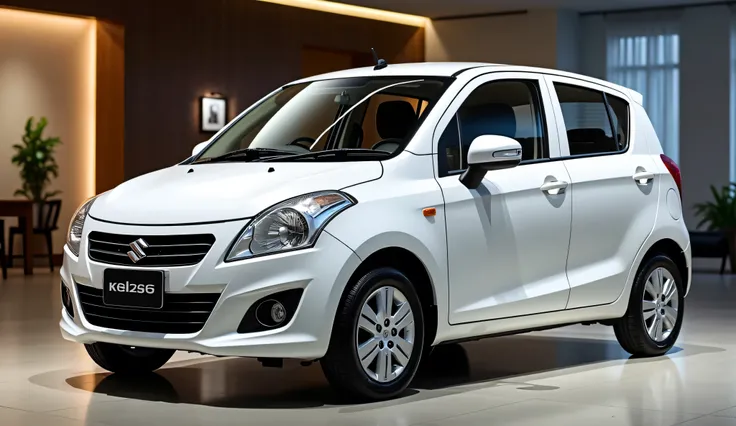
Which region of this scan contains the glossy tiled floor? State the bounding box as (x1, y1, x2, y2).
(1, 269, 736, 426)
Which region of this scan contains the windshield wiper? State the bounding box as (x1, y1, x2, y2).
(263, 148, 392, 162)
(192, 148, 295, 164)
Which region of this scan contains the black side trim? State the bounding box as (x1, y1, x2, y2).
(440, 322, 579, 346)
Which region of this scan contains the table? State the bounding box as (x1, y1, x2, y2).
(0, 200, 35, 275)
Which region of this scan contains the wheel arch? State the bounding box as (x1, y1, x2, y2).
(639, 238, 689, 292)
(341, 245, 439, 349)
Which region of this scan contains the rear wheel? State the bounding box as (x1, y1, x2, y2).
(614, 255, 685, 357)
(321, 267, 424, 401)
(85, 342, 174, 374)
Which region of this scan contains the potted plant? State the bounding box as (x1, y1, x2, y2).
(694, 183, 736, 272)
(11, 117, 62, 224)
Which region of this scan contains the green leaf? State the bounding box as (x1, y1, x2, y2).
(11, 116, 61, 201)
(695, 183, 736, 231)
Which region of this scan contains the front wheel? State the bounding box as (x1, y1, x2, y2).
(614, 255, 685, 357)
(321, 267, 424, 401)
(85, 342, 175, 374)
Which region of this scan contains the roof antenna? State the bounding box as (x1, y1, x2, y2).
(371, 48, 388, 71)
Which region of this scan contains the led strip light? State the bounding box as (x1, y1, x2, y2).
(257, 0, 428, 27)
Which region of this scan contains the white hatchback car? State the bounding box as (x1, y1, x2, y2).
(60, 62, 690, 400)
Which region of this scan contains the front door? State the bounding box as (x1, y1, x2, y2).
(434, 73, 573, 325)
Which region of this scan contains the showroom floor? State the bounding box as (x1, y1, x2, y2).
(1, 269, 736, 426)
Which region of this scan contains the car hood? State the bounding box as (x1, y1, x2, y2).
(89, 162, 382, 225)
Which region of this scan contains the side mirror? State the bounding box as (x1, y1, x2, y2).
(192, 141, 209, 157)
(460, 135, 522, 189)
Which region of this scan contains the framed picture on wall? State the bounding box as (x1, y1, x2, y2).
(200, 95, 228, 133)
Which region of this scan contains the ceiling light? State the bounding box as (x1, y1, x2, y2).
(257, 0, 428, 27)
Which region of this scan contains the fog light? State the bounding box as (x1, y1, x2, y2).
(255, 299, 288, 327)
(237, 288, 304, 333)
(270, 301, 286, 323)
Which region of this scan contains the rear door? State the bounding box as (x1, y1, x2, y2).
(543, 75, 659, 309)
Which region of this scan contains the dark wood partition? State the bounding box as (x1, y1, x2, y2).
(95, 20, 125, 194)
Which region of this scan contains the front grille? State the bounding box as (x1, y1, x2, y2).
(76, 284, 221, 334)
(88, 232, 216, 267)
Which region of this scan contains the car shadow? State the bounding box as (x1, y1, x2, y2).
(46, 333, 723, 410)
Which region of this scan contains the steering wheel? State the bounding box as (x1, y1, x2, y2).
(288, 137, 315, 151)
(371, 139, 404, 154)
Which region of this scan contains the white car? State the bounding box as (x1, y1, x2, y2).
(60, 62, 690, 401)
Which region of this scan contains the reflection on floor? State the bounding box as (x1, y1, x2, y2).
(1, 269, 736, 425)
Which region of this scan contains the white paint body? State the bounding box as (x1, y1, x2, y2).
(60, 63, 691, 359)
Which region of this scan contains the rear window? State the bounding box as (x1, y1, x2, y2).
(554, 83, 629, 156)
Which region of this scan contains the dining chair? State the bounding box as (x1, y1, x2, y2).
(0, 219, 7, 279)
(8, 200, 62, 272)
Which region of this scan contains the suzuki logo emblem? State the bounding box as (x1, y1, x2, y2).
(127, 238, 149, 263)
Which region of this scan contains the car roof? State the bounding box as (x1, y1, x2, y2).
(290, 62, 495, 83)
(290, 62, 643, 105)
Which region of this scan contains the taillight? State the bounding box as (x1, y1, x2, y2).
(660, 154, 681, 196)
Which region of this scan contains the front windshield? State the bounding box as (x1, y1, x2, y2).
(194, 76, 452, 162)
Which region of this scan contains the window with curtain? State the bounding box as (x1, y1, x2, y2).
(606, 29, 680, 163)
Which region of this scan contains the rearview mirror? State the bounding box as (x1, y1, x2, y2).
(460, 135, 522, 189)
(192, 141, 209, 157)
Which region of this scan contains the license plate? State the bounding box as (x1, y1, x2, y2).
(103, 269, 164, 309)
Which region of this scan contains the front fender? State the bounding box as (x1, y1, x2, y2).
(325, 176, 449, 343)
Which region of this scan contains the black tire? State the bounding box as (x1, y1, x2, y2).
(614, 255, 685, 357)
(85, 342, 175, 374)
(321, 267, 424, 401)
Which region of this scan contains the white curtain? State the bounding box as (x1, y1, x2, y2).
(606, 21, 680, 162)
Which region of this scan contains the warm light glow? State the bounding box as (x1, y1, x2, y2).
(86, 20, 97, 198)
(258, 0, 428, 27)
(0, 7, 97, 253)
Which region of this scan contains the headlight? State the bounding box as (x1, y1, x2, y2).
(67, 196, 97, 256)
(226, 191, 355, 261)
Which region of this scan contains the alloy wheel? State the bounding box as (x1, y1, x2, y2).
(355, 286, 415, 383)
(642, 267, 679, 343)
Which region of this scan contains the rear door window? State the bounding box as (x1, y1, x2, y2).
(553, 83, 629, 156)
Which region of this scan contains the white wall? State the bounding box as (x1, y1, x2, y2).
(425, 10, 559, 67)
(425, 9, 581, 71)
(0, 8, 96, 258)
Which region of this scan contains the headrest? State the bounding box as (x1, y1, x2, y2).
(567, 128, 607, 143)
(567, 128, 617, 155)
(459, 103, 517, 143)
(376, 101, 418, 140)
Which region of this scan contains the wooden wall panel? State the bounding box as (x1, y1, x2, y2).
(95, 20, 125, 194)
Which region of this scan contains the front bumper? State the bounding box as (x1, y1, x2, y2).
(60, 217, 361, 359)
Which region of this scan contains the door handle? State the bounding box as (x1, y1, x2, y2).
(633, 170, 655, 185)
(540, 180, 569, 195)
